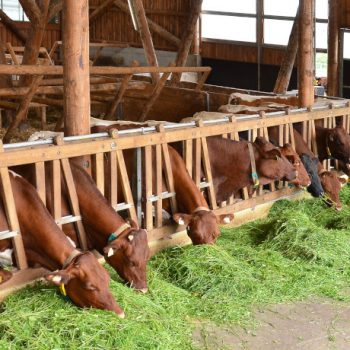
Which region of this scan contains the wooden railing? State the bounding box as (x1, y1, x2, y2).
(1, 100, 350, 273)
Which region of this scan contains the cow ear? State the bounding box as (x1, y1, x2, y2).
(265, 148, 282, 160)
(338, 174, 349, 187)
(46, 271, 73, 286)
(217, 214, 234, 224)
(103, 240, 124, 258)
(173, 213, 192, 226)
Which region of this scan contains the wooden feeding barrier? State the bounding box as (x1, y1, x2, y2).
(1, 99, 350, 299)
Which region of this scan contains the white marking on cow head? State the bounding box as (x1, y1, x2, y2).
(223, 216, 231, 224)
(178, 218, 185, 225)
(52, 275, 62, 283)
(107, 248, 114, 257)
(128, 235, 134, 242)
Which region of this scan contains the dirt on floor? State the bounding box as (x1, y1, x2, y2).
(193, 298, 350, 350)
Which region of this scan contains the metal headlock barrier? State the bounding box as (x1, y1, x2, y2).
(1, 99, 350, 274)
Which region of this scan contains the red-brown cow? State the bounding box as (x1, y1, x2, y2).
(315, 125, 350, 163)
(205, 136, 297, 203)
(91, 123, 233, 245)
(0, 171, 124, 316)
(292, 128, 346, 210)
(14, 162, 150, 293)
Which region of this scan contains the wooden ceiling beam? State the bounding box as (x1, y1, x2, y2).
(171, 0, 203, 84)
(19, 0, 41, 24)
(0, 10, 27, 44)
(113, 0, 181, 48)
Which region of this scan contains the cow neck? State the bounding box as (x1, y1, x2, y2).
(315, 126, 332, 160)
(70, 165, 130, 250)
(169, 148, 208, 214)
(247, 143, 260, 188)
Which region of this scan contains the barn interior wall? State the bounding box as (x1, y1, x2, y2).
(202, 58, 298, 92)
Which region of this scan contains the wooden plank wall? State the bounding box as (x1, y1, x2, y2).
(0, 22, 60, 49)
(89, 0, 191, 51)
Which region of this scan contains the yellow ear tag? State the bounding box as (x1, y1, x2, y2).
(59, 283, 67, 296)
(0, 275, 3, 283)
(326, 147, 332, 157)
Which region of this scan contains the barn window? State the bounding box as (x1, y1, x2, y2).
(1, 0, 28, 21)
(201, 0, 256, 43)
(344, 32, 350, 59)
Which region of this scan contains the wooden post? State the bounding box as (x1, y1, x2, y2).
(63, 0, 91, 169)
(327, 0, 340, 97)
(132, 0, 159, 83)
(171, 0, 203, 85)
(274, 8, 299, 94)
(298, 0, 314, 107)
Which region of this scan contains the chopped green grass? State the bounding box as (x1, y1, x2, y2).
(2, 186, 350, 348)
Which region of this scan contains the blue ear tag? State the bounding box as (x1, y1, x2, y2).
(251, 172, 260, 188)
(108, 232, 118, 242)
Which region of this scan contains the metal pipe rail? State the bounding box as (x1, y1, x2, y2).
(4, 100, 350, 151)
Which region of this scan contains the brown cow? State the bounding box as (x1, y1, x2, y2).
(91, 123, 233, 245)
(279, 143, 311, 187)
(205, 136, 297, 203)
(0, 171, 124, 316)
(315, 125, 350, 163)
(291, 128, 346, 210)
(14, 162, 150, 293)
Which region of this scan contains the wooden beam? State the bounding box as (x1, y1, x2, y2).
(3, 74, 44, 143)
(63, 0, 91, 168)
(0, 10, 27, 44)
(171, 0, 203, 84)
(298, 0, 314, 107)
(139, 63, 175, 122)
(113, 0, 181, 48)
(132, 0, 159, 82)
(19, 0, 41, 24)
(274, 7, 299, 94)
(0, 64, 211, 75)
(327, 0, 340, 96)
(48, 0, 63, 21)
(106, 61, 139, 119)
(90, 0, 115, 23)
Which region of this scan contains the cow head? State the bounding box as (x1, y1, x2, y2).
(300, 154, 324, 197)
(46, 251, 124, 317)
(0, 269, 12, 285)
(327, 126, 350, 163)
(319, 170, 347, 211)
(253, 137, 297, 184)
(173, 209, 233, 245)
(280, 144, 311, 187)
(103, 220, 150, 293)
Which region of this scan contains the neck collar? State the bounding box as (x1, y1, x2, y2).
(108, 223, 131, 243)
(193, 206, 210, 214)
(62, 249, 81, 269)
(248, 143, 260, 188)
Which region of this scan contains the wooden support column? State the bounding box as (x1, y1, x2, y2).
(298, 0, 314, 107)
(327, 0, 340, 97)
(171, 0, 203, 85)
(62, 0, 91, 171)
(63, 0, 90, 140)
(274, 8, 299, 94)
(132, 0, 159, 82)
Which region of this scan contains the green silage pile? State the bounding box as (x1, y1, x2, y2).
(2, 187, 350, 349)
